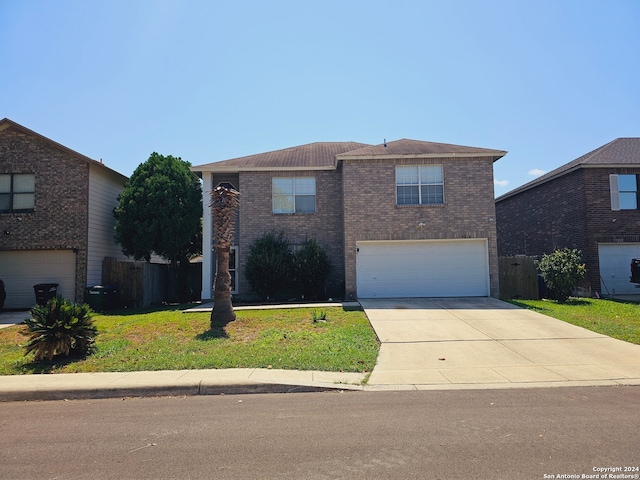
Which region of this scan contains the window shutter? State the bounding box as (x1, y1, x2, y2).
(610, 174, 620, 211)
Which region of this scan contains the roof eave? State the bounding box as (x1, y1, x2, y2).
(191, 165, 337, 173)
(496, 162, 640, 202)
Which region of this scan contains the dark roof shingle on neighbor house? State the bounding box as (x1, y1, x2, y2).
(192, 138, 507, 172)
(496, 137, 640, 201)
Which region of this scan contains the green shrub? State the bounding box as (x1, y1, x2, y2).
(311, 309, 328, 323)
(22, 295, 98, 361)
(294, 238, 331, 300)
(245, 231, 293, 299)
(535, 248, 586, 303)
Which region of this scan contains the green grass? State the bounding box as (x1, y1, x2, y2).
(0, 305, 380, 376)
(509, 297, 640, 345)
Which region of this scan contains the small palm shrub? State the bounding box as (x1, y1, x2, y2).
(535, 248, 587, 303)
(22, 295, 98, 361)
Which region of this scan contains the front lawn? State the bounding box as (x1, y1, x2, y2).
(509, 297, 640, 345)
(0, 306, 380, 375)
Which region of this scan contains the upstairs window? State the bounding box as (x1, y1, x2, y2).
(272, 177, 316, 214)
(610, 174, 639, 210)
(0, 173, 35, 213)
(396, 165, 444, 205)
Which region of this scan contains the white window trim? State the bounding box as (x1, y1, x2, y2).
(395, 165, 444, 205)
(272, 177, 316, 214)
(230, 245, 238, 294)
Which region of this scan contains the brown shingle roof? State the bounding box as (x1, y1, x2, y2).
(192, 142, 371, 172)
(192, 138, 507, 172)
(336, 138, 507, 160)
(496, 138, 640, 201)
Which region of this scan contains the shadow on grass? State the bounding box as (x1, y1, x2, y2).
(195, 317, 232, 341)
(509, 298, 591, 311)
(18, 352, 91, 374)
(563, 299, 591, 306)
(94, 302, 200, 317)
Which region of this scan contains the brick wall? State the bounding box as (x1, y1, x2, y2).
(496, 170, 589, 257)
(342, 157, 499, 298)
(496, 168, 640, 293)
(236, 169, 345, 297)
(0, 126, 89, 301)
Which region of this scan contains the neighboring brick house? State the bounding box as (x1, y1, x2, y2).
(0, 118, 129, 308)
(193, 139, 506, 300)
(495, 138, 640, 296)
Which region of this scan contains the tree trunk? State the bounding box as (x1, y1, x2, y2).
(211, 244, 235, 327)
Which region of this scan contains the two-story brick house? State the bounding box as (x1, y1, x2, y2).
(193, 138, 506, 300)
(0, 118, 129, 308)
(495, 138, 640, 296)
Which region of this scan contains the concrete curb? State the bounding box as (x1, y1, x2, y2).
(0, 368, 366, 402)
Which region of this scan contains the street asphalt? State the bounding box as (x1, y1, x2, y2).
(1, 297, 640, 402)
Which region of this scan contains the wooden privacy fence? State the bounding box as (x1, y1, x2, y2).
(498, 255, 540, 300)
(102, 257, 202, 309)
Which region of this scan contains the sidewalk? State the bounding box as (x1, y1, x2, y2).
(0, 368, 366, 402)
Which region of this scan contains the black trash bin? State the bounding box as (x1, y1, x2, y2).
(631, 258, 640, 284)
(34, 283, 58, 306)
(85, 285, 118, 312)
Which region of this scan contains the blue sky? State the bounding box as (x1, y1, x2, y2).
(2, 0, 639, 196)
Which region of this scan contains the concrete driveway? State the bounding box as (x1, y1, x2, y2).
(0, 310, 28, 329)
(360, 297, 640, 390)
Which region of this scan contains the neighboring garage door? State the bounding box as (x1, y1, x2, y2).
(598, 243, 640, 295)
(356, 239, 489, 298)
(0, 250, 76, 309)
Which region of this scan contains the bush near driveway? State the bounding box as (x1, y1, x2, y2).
(535, 248, 586, 303)
(0, 305, 379, 375)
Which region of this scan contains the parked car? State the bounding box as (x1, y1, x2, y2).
(630, 259, 640, 284)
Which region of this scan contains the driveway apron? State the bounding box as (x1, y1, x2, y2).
(360, 297, 640, 390)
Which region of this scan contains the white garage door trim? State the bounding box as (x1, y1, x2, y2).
(0, 250, 76, 309)
(598, 243, 640, 296)
(356, 239, 489, 298)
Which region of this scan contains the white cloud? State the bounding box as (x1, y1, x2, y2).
(494, 179, 509, 187)
(528, 168, 546, 176)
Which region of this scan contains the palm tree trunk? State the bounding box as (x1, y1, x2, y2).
(211, 244, 235, 327)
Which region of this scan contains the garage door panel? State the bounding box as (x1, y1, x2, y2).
(0, 250, 76, 309)
(356, 240, 489, 298)
(598, 243, 640, 295)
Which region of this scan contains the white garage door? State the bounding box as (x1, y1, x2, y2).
(356, 239, 489, 298)
(598, 243, 640, 295)
(0, 250, 76, 309)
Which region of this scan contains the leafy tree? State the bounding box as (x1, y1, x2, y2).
(535, 248, 586, 303)
(245, 231, 293, 299)
(113, 153, 202, 302)
(293, 238, 331, 300)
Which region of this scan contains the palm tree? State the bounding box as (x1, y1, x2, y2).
(209, 184, 240, 327)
